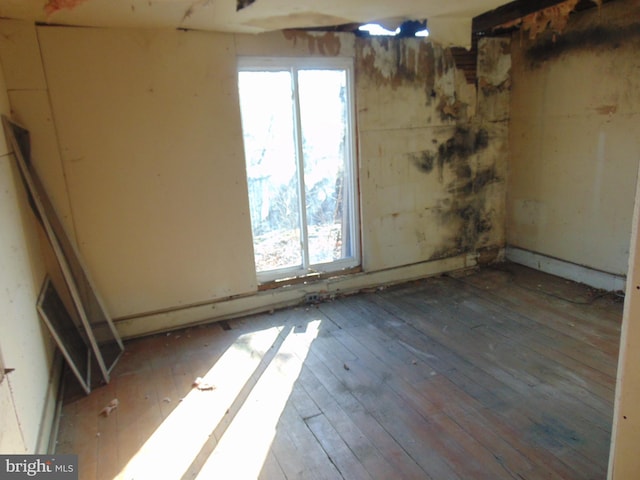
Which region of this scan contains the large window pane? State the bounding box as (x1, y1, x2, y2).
(238, 58, 359, 281)
(298, 69, 351, 265)
(238, 71, 302, 272)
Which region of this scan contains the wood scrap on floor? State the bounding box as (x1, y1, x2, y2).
(99, 398, 119, 417)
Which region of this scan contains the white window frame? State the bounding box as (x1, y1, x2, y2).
(238, 56, 360, 283)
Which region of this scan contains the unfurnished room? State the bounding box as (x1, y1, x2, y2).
(0, 0, 639, 478)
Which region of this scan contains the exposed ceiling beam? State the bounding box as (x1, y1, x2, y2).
(472, 0, 606, 34)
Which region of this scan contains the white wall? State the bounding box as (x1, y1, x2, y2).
(507, 0, 640, 278)
(0, 57, 57, 453)
(36, 26, 258, 319)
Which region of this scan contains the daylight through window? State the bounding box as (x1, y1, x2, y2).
(238, 57, 359, 282)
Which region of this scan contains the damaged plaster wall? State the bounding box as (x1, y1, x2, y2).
(357, 35, 509, 270)
(0, 21, 510, 334)
(507, 0, 640, 277)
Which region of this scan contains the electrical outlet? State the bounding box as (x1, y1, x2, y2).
(304, 293, 330, 304)
(305, 293, 323, 304)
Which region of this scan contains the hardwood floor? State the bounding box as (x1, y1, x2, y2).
(55, 263, 623, 479)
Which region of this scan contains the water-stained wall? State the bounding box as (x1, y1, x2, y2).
(357, 36, 509, 270)
(0, 22, 509, 331)
(508, 0, 640, 276)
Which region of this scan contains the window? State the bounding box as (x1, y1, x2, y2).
(238, 57, 359, 282)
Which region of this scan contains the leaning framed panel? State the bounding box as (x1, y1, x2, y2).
(37, 276, 92, 394)
(2, 115, 124, 384)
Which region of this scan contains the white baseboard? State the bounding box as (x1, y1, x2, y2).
(505, 246, 627, 292)
(114, 253, 479, 339)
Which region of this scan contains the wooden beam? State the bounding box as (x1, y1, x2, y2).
(472, 0, 605, 34)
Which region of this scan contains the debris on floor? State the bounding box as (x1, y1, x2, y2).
(100, 398, 119, 417)
(193, 377, 216, 391)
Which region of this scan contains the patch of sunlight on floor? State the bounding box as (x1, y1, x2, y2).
(195, 319, 321, 479)
(116, 324, 285, 479)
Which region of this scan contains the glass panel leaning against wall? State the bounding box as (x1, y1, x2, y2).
(238, 57, 359, 282)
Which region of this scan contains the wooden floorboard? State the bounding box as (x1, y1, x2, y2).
(55, 263, 623, 479)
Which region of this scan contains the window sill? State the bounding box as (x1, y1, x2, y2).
(257, 265, 362, 291)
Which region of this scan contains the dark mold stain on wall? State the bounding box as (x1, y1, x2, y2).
(408, 126, 500, 261)
(450, 165, 499, 197)
(357, 35, 508, 263)
(525, 23, 640, 67)
(410, 126, 489, 180)
(429, 200, 498, 261)
(433, 165, 500, 260)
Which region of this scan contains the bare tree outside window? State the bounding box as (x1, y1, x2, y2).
(238, 58, 359, 282)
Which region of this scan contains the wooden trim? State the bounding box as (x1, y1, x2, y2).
(113, 253, 478, 339)
(505, 246, 626, 292)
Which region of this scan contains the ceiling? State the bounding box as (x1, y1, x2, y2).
(0, 0, 515, 47)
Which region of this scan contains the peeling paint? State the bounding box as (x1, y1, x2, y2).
(477, 37, 511, 123)
(437, 95, 467, 121)
(523, 0, 580, 40)
(356, 38, 438, 97)
(478, 38, 511, 94)
(498, 0, 580, 40)
(358, 35, 508, 269)
(282, 31, 341, 56)
(355, 36, 475, 118)
(498, 0, 609, 42)
(478, 77, 511, 96)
